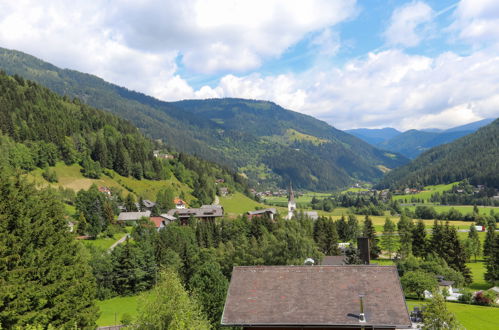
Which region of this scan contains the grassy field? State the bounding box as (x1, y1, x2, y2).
(467, 260, 490, 291)
(82, 232, 128, 250)
(263, 191, 332, 204)
(27, 162, 194, 201)
(392, 183, 457, 202)
(96, 294, 141, 326)
(405, 299, 499, 330)
(219, 192, 285, 214)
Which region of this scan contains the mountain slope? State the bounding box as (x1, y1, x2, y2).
(377, 118, 499, 189)
(0, 71, 247, 205)
(345, 127, 401, 145)
(0, 47, 408, 190)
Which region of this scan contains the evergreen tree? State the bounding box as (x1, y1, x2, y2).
(0, 173, 98, 328)
(362, 216, 380, 259)
(381, 217, 397, 259)
(125, 193, 138, 212)
(412, 220, 427, 258)
(346, 213, 360, 241)
(430, 220, 445, 257)
(397, 214, 413, 259)
(336, 214, 348, 241)
(485, 236, 499, 286)
(484, 217, 496, 257)
(442, 223, 472, 285)
(154, 186, 175, 215)
(467, 224, 482, 262)
(189, 262, 228, 328)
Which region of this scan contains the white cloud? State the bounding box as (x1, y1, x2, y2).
(384, 1, 434, 47)
(198, 49, 499, 130)
(451, 0, 499, 45)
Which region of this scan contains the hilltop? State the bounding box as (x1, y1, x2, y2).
(377, 118, 499, 189)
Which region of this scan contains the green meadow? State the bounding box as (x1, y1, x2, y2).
(96, 294, 141, 326)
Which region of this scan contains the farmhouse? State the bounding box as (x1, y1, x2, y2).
(221, 265, 412, 329)
(149, 216, 167, 231)
(117, 211, 151, 225)
(141, 199, 156, 211)
(167, 205, 224, 224)
(246, 208, 277, 220)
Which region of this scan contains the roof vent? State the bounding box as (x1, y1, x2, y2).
(304, 258, 315, 265)
(359, 295, 366, 323)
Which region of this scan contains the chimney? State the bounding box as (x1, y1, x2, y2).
(359, 295, 366, 323)
(357, 237, 370, 265)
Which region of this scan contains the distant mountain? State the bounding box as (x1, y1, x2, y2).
(377, 118, 499, 189)
(0, 47, 408, 190)
(348, 119, 495, 159)
(444, 118, 495, 133)
(345, 127, 401, 145)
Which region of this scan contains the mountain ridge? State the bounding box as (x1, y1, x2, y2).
(0, 47, 408, 190)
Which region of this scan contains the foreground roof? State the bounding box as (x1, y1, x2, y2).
(221, 265, 411, 328)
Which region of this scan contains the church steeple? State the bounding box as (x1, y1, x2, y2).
(288, 182, 295, 203)
(287, 182, 296, 220)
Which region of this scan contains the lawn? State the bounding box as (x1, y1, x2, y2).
(403, 204, 499, 216)
(466, 260, 491, 291)
(96, 294, 141, 326)
(82, 232, 128, 250)
(220, 192, 282, 215)
(406, 299, 499, 330)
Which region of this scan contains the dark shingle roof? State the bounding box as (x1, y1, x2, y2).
(321, 255, 346, 265)
(167, 206, 224, 218)
(221, 265, 411, 328)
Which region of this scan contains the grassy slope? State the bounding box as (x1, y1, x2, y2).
(392, 183, 457, 202)
(219, 192, 276, 215)
(405, 299, 499, 330)
(96, 295, 141, 326)
(82, 232, 128, 250)
(27, 162, 195, 201)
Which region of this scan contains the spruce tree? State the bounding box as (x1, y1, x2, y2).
(0, 173, 98, 328)
(362, 216, 380, 259)
(397, 214, 413, 259)
(412, 220, 427, 258)
(347, 213, 360, 241)
(381, 217, 397, 259)
(485, 236, 499, 286)
(484, 217, 496, 257)
(467, 224, 482, 262)
(336, 215, 348, 241)
(430, 220, 444, 257)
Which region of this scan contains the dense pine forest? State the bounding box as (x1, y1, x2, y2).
(0, 71, 248, 205)
(377, 118, 499, 189)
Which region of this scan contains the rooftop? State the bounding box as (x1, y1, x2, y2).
(117, 211, 151, 221)
(221, 265, 411, 328)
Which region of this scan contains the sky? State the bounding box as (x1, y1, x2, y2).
(1, 0, 499, 130)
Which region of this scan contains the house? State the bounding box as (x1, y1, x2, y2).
(219, 187, 229, 197)
(489, 287, 499, 304)
(141, 199, 156, 211)
(117, 211, 152, 225)
(98, 186, 112, 196)
(174, 198, 187, 209)
(305, 211, 319, 220)
(221, 265, 412, 329)
(424, 276, 462, 301)
(167, 205, 224, 224)
(149, 217, 167, 231)
(159, 213, 177, 225)
(246, 208, 277, 220)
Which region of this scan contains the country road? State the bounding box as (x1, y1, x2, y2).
(108, 234, 129, 252)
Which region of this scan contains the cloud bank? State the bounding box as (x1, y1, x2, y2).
(0, 0, 498, 130)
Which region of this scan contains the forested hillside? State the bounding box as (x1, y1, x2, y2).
(0, 71, 247, 205)
(377, 118, 499, 189)
(0, 47, 407, 190)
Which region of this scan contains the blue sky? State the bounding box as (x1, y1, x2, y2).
(1, 0, 499, 130)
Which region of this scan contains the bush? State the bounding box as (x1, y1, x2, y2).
(458, 290, 473, 304)
(120, 313, 133, 326)
(473, 291, 494, 306)
(42, 168, 58, 183)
